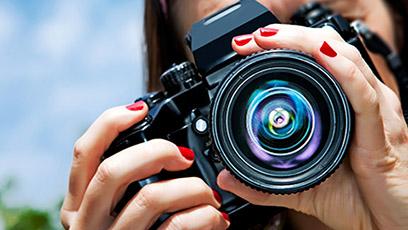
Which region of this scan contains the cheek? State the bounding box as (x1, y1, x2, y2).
(256, 0, 307, 22)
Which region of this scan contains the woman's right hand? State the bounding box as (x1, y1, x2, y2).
(218, 24, 408, 230)
(60, 101, 230, 230)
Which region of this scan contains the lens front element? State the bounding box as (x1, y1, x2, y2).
(246, 81, 321, 169)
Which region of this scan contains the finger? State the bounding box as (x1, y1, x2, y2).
(251, 24, 342, 52)
(315, 41, 388, 165)
(157, 205, 229, 230)
(231, 34, 263, 56)
(61, 102, 147, 221)
(217, 170, 302, 210)
(233, 24, 380, 92)
(72, 139, 195, 230)
(111, 178, 222, 229)
(377, 84, 407, 145)
(231, 25, 340, 66)
(252, 24, 343, 52)
(251, 24, 382, 89)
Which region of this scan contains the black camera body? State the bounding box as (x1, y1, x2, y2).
(104, 1, 377, 228)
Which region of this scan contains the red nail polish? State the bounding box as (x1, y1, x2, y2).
(221, 212, 230, 222)
(320, 41, 337, 57)
(126, 101, 144, 111)
(177, 146, 195, 161)
(233, 34, 252, 46)
(259, 27, 278, 37)
(212, 189, 222, 203)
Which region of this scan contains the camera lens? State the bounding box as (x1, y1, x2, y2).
(211, 50, 352, 194)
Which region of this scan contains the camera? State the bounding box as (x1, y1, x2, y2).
(103, 1, 378, 228)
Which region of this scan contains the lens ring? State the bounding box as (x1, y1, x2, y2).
(210, 50, 352, 194)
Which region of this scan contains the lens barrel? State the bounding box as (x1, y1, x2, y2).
(211, 50, 352, 194)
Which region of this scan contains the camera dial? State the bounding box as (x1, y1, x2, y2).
(160, 62, 200, 95)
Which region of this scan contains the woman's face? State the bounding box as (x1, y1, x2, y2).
(170, 0, 399, 93)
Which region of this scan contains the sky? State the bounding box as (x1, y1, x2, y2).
(0, 0, 146, 209)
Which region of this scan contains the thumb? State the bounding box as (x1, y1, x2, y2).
(217, 170, 305, 212)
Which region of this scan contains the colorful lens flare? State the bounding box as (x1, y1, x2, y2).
(245, 80, 322, 169)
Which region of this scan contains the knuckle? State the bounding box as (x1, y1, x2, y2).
(389, 127, 407, 145)
(147, 139, 178, 155)
(346, 44, 363, 64)
(60, 211, 70, 230)
(94, 160, 116, 184)
(100, 107, 120, 130)
(149, 138, 176, 149)
(363, 89, 379, 112)
(344, 63, 360, 80)
(285, 28, 303, 42)
(135, 184, 158, 209)
(101, 107, 117, 119)
(167, 215, 187, 230)
(189, 177, 209, 192)
(73, 138, 86, 161)
(205, 205, 222, 222)
(321, 26, 342, 40)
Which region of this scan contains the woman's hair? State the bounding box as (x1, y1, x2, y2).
(143, 0, 408, 91)
(144, 0, 186, 91)
(387, 0, 408, 66)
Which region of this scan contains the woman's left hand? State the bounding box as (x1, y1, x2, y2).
(217, 24, 408, 230)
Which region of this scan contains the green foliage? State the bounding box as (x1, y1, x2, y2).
(0, 177, 62, 230)
(2, 208, 53, 230)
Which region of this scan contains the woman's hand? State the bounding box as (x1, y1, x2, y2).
(315, 0, 400, 92)
(217, 24, 408, 229)
(316, 0, 396, 49)
(259, 0, 400, 92)
(61, 102, 229, 230)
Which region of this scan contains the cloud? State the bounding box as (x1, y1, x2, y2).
(34, 1, 88, 60)
(0, 0, 146, 209)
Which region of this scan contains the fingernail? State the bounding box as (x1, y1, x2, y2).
(320, 41, 337, 57)
(221, 212, 230, 222)
(177, 146, 195, 161)
(233, 34, 252, 46)
(126, 101, 144, 111)
(212, 189, 222, 203)
(259, 27, 279, 37)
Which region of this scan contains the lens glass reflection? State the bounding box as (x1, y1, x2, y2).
(243, 80, 322, 169)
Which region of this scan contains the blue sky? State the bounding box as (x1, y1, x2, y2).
(0, 0, 145, 208)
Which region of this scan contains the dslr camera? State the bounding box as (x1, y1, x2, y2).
(104, 1, 378, 228)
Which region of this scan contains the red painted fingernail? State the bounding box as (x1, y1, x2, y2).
(320, 41, 337, 57)
(260, 27, 279, 37)
(233, 34, 252, 46)
(178, 146, 195, 161)
(221, 212, 230, 222)
(212, 189, 222, 203)
(126, 101, 144, 111)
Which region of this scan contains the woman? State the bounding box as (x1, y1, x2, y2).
(61, 0, 408, 229)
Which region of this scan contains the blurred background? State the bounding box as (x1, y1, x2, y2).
(0, 0, 145, 228)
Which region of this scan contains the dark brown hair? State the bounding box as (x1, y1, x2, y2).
(144, 0, 186, 91)
(143, 0, 408, 91)
(387, 0, 408, 64)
